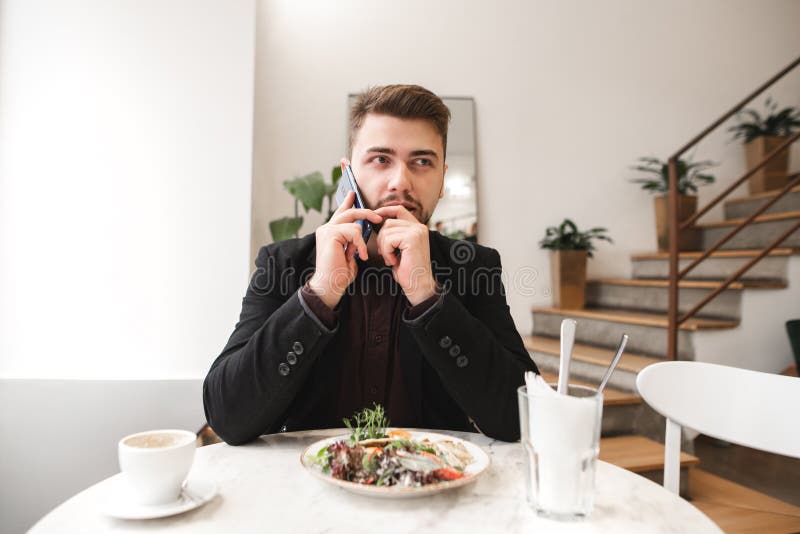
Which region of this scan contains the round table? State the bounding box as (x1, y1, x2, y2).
(31, 429, 722, 533)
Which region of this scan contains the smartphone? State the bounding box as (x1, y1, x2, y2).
(334, 165, 373, 244)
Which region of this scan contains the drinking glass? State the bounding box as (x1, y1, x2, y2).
(517, 383, 603, 520)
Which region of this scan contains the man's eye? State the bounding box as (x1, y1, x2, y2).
(372, 156, 389, 164)
(414, 158, 432, 166)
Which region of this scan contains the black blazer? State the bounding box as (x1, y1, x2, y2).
(203, 231, 538, 445)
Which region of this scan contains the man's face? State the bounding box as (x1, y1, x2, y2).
(346, 113, 447, 225)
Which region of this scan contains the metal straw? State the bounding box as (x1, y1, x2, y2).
(597, 334, 629, 394)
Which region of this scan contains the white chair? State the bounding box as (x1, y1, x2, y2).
(635, 361, 800, 494)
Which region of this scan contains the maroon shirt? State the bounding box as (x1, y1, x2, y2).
(300, 262, 440, 427)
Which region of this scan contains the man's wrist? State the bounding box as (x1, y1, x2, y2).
(299, 283, 338, 330)
(306, 274, 342, 310)
(405, 276, 440, 306)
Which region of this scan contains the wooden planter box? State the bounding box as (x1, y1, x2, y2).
(550, 250, 587, 309)
(745, 136, 791, 194)
(654, 195, 702, 252)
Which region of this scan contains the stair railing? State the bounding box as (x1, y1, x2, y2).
(666, 54, 800, 361)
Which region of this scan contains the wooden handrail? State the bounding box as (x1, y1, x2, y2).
(671, 55, 800, 160)
(666, 54, 800, 361)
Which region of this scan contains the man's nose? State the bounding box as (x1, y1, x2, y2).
(387, 163, 413, 193)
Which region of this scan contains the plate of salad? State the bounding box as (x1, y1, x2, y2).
(300, 404, 490, 498)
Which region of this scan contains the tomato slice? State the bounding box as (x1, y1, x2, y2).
(434, 467, 464, 481)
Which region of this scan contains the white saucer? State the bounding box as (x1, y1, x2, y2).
(101, 476, 217, 520)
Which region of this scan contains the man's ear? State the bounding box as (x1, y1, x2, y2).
(340, 157, 350, 171)
(439, 162, 448, 198)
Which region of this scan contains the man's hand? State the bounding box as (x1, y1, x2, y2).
(374, 205, 438, 306)
(307, 191, 383, 309)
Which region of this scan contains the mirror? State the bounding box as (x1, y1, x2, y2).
(347, 95, 478, 242)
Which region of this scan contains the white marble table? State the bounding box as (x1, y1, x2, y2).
(30, 429, 722, 533)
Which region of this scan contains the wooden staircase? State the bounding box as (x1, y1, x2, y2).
(529, 183, 799, 392)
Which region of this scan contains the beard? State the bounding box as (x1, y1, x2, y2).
(372, 193, 431, 226)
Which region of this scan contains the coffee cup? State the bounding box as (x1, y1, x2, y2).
(118, 429, 196, 505)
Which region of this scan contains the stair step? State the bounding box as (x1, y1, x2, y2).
(726, 184, 800, 205)
(631, 249, 796, 282)
(696, 209, 800, 229)
(689, 469, 800, 519)
(586, 279, 743, 321)
(524, 334, 660, 392)
(538, 371, 642, 406)
(600, 434, 699, 473)
(592, 278, 786, 289)
(698, 211, 800, 250)
(724, 185, 800, 220)
(631, 248, 799, 260)
(524, 335, 656, 375)
(531, 307, 738, 360)
(532, 307, 739, 331)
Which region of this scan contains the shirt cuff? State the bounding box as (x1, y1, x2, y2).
(299, 283, 339, 331)
(403, 282, 445, 323)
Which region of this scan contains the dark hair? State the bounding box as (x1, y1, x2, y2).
(349, 85, 451, 158)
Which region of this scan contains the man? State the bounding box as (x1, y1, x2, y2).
(203, 85, 538, 445)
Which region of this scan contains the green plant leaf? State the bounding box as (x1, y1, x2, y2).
(629, 156, 716, 195)
(269, 216, 303, 242)
(741, 108, 762, 126)
(540, 218, 612, 256)
(729, 99, 800, 142)
(284, 171, 326, 213)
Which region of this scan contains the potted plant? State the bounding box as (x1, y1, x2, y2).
(540, 219, 612, 309)
(269, 166, 342, 242)
(729, 97, 800, 194)
(630, 156, 717, 252)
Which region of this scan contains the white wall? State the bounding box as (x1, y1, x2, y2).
(0, 379, 204, 534)
(0, 2, 255, 531)
(250, 0, 800, 336)
(0, 0, 256, 379)
(694, 257, 800, 373)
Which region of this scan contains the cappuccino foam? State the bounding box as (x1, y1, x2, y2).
(124, 432, 188, 449)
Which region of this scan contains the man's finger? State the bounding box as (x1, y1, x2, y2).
(331, 208, 382, 225)
(343, 224, 369, 261)
(377, 228, 402, 266)
(331, 222, 367, 259)
(374, 204, 417, 222)
(332, 191, 355, 216)
(379, 218, 412, 231)
(343, 241, 354, 259)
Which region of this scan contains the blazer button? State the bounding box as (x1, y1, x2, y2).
(448, 345, 461, 357)
(456, 355, 469, 368)
(278, 362, 291, 376)
(292, 341, 304, 355)
(439, 336, 452, 349)
(286, 351, 298, 365)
